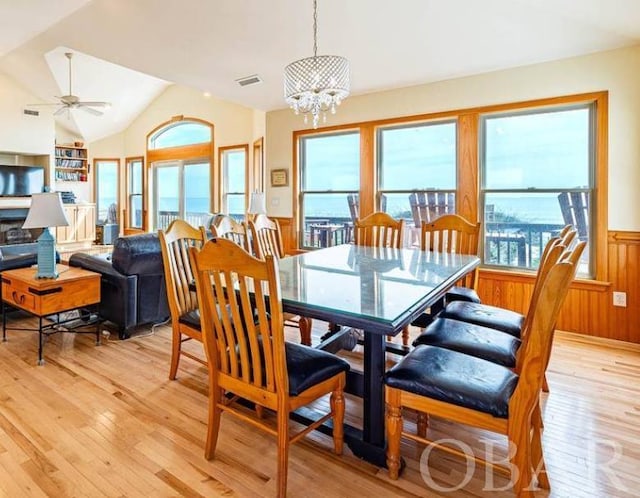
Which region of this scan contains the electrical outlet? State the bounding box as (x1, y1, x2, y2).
(613, 291, 627, 307)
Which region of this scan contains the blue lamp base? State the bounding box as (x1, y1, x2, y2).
(35, 228, 58, 279)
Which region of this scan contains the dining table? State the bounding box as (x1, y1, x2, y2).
(276, 244, 480, 467)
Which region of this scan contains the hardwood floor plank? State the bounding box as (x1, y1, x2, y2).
(1, 321, 639, 497)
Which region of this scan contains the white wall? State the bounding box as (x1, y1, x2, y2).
(123, 85, 256, 157)
(266, 45, 640, 231)
(0, 72, 55, 189)
(87, 84, 261, 220)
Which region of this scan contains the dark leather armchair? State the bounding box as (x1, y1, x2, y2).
(69, 233, 169, 339)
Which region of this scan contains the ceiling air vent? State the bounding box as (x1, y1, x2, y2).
(23, 109, 39, 116)
(236, 74, 262, 87)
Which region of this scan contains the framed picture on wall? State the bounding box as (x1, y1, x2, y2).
(270, 168, 288, 187)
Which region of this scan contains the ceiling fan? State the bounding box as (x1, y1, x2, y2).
(29, 52, 110, 116)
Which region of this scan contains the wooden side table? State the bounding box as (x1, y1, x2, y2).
(1, 265, 101, 365)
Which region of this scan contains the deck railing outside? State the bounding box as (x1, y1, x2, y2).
(301, 215, 566, 270)
(156, 211, 213, 231)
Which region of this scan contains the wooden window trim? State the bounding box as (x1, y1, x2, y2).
(218, 144, 249, 215)
(145, 116, 216, 223)
(124, 156, 145, 234)
(93, 157, 121, 224)
(292, 91, 608, 281)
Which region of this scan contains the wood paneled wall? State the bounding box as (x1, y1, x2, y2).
(276, 220, 639, 344)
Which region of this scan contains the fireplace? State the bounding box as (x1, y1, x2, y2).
(0, 208, 43, 245)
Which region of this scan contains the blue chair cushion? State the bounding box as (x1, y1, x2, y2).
(441, 301, 524, 338)
(413, 318, 521, 368)
(285, 342, 350, 396)
(384, 345, 518, 418)
(446, 286, 481, 304)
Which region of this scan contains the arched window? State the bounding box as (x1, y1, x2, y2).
(148, 120, 211, 149)
(138, 117, 215, 231)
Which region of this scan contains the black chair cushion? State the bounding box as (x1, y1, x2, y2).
(446, 286, 481, 304)
(441, 301, 524, 338)
(285, 342, 350, 396)
(413, 318, 521, 368)
(384, 345, 518, 418)
(179, 309, 202, 329)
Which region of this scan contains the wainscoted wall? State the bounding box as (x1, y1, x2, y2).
(274, 218, 639, 344)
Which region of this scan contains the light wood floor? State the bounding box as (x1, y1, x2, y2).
(0, 314, 638, 497)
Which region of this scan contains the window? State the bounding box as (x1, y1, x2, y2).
(126, 157, 144, 230)
(94, 159, 119, 222)
(149, 121, 211, 149)
(481, 105, 594, 275)
(220, 145, 248, 221)
(147, 117, 214, 230)
(377, 121, 457, 245)
(153, 161, 210, 230)
(299, 132, 360, 248)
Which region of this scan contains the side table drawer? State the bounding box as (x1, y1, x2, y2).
(3, 287, 36, 312)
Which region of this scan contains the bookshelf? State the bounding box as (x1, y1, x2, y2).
(55, 144, 88, 182)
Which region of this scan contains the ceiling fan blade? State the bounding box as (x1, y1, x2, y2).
(26, 102, 60, 106)
(53, 106, 68, 116)
(77, 101, 110, 107)
(79, 106, 103, 116)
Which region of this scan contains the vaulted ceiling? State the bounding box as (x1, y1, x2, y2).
(1, 0, 640, 142)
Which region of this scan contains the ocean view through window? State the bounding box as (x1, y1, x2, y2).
(299, 131, 360, 248)
(481, 104, 594, 275)
(292, 92, 605, 279)
(221, 146, 248, 221)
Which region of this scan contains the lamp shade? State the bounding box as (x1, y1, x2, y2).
(248, 192, 267, 215)
(23, 192, 70, 229)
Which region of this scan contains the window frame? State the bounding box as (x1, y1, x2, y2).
(292, 91, 608, 281)
(219, 144, 249, 221)
(479, 103, 596, 275)
(297, 130, 361, 250)
(146, 116, 216, 228)
(376, 119, 458, 227)
(93, 157, 120, 224)
(124, 156, 145, 233)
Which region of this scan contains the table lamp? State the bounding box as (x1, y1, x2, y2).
(22, 192, 69, 279)
(247, 191, 267, 221)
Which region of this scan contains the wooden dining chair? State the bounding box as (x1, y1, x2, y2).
(440, 227, 577, 338)
(248, 214, 313, 345)
(207, 214, 250, 252)
(159, 219, 207, 380)
(189, 238, 349, 498)
(414, 239, 585, 403)
(385, 253, 579, 497)
(421, 213, 482, 304)
(354, 211, 404, 249)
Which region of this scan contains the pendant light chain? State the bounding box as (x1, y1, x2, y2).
(284, 0, 350, 128)
(313, 0, 318, 58)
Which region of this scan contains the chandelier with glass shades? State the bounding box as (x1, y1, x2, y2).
(284, 0, 350, 128)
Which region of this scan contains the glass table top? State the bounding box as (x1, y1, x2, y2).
(278, 244, 479, 326)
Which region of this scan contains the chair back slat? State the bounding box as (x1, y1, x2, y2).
(249, 214, 285, 259)
(210, 214, 251, 252)
(354, 212, 404, 249)
(159, 220, 206, 319)
(421, 214, 480, 290)
(409, 192, 456, 226)
(347, 194, 359, 223)
(191, 238, 286, 395)
(558, 191, 589, 240)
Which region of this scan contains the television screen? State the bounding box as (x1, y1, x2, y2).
(0, 165, 45, 197)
